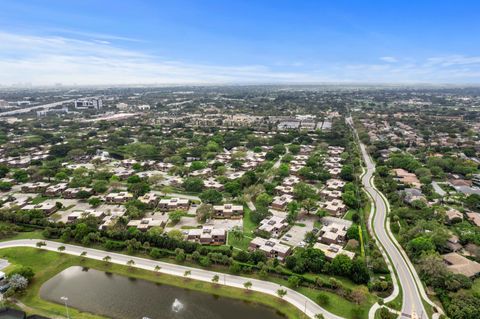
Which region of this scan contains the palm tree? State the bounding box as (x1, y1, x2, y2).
(127, 259, 135, 268)
(154, 265, 161, 275)
(103, 255, 111, 264)
(243, 281, 252, 291)
(80, 251, 87, 261)
(183, 270, 191, 279)
(36, 241, 46, 249)
(277, 289, 287, 299)
(211, 274, 219, 284)
(57, 245, 66, 252)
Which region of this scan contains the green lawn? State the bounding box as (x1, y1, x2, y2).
(30, 196, 48, 205)
(227, 232, 252, 251)
(0, 227, 45, 242)
(0, 247, 305, 319)
(242, 206, 257, 235)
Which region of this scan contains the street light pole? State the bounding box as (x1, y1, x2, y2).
(61, 296, 70, 319)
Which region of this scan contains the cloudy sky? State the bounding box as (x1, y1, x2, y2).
(1, 0, 480, 85)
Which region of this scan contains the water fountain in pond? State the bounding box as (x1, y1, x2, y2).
(172, 298, 184, 312)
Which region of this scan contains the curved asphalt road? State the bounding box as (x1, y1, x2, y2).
(0, 239, 343, 319)
(347, 116, 432, 319)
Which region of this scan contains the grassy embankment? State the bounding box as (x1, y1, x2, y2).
(0, 247, 305, 319)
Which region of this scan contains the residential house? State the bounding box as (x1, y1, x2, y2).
(442, 252, 480, 278)
(158, 198, 190, 211)
(319, 222, 348, 245)
(249, 237, 292, 261)
(138, 192, 160, 207)
(45, 183, 68, 196)
(186, 226, 226, 245)
(466, 211, 480, 227)
(258, 216, 288, 238)
(314, 243, 355, 261)
(21, 182, 50, 193)
(105, 192, 134, 204)
(271, 194, 294, 211)
(445, 208, 463, 224)
(127, 217, 166, 231)
(213, 204, 243, 219)
(21, 202, 57, 215)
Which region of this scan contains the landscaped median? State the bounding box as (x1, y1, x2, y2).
(0, 247, 305, 319)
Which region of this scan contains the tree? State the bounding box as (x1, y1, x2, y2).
(407, 236, 435, 259)
(301, 198, 318, 214)
(256, 193, 272, 207)
(212, 274, 219, 284)
(243, 281, 252, 291)
(277, 289, 287, 299)
(183, 177, 204, 193)
(316, 292, 330, 306)
(13, 169, 28, 183)
(342, 191, 359, 209)
(88, 197, 102, 207)
(154, 265, 161, 275)
(196, 204, 213, 222)
(175, 248, 186, 262)
(351, 258, 370, 284)
(315, 314, 325, 319)
(331, 254, 353, 276)
(286, 201, 299, 223)
(340, 165, 354, 181)
(169, 210, 184, 225)
(10, 267, 34, 281)
(287, 275, 301, 288)
(200, 189, 223, 204)
(127, 259, 135, 268)
(184, 270, 191, 278)
(168, 229, 184, 241)
(224, 181, 242, 197)
(293, 182, 317, 201)
(103, 255, 111, 264)
(36, 241, 46, 249)
(80, 251, 87, 260)
(0, 182, 12, 191)
(304, 231, 317, 245)
(57, 245, 66, 253)
(92, 180, 108, 193)
(8, 274, 28, 291)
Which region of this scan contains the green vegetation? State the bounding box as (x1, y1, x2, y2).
(0, 247, 305, 319)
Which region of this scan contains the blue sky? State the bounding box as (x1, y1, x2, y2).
(1, 0, 480, 85)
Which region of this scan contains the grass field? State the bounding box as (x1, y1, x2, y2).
(0, 247, 305, 319)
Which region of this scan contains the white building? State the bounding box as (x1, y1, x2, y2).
(75, 98, 103, 109)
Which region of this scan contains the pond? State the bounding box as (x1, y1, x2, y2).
(40, 266, 285, 319)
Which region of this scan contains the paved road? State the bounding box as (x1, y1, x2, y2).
(346, 117, 429, 319)
(0, 99, 76, 116)
(0, 239, 342, 319)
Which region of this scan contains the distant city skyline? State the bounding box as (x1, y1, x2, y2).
(1, 0, 480, 85)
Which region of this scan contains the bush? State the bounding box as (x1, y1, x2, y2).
(10, 266, 35, 281)
(316, 292, 330, 306)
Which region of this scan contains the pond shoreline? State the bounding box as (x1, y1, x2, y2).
(40, 265, 287, 319)
(0, 247, 304, 319)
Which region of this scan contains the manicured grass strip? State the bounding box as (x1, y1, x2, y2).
(0, 247, 304, 319)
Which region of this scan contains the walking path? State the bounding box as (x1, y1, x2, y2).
(0, 239, 342, 319)
(347, 116, 443, 319)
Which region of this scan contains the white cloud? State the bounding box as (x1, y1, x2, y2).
(380, 56, 398, 63)
(0, 31, 479, 85)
